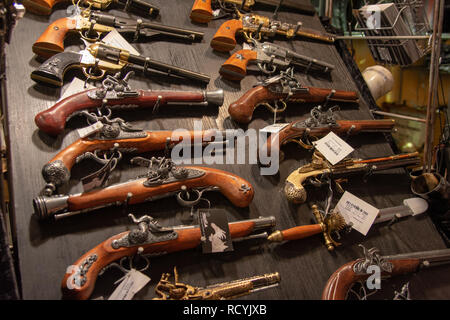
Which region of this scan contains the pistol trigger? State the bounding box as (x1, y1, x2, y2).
(334, 179, 346, 194)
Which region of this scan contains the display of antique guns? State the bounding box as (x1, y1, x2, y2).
(219, 39, 334, 81)
(34, 73, 224, 136)
(210, 11, 335, 52)
(35, 157, 255, 220)
(154, 267, 280, 299)
(284, 152, 421, 204)
(32, 10, 204, 59)
(61, 214, 275, 299)
(40, 126, 232, 194)
(260, 106, 395, 157)
(268, 198, 428, 250)
(190, 0, 316, 24)
(22, 0, 159, 17)
(31, 42, 210, 87)
(228, 69, 359, 124)
(322, 245, 450, 300)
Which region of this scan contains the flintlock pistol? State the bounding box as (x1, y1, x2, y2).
(61, 214, 276, 300)
(35, 156, 254, 220)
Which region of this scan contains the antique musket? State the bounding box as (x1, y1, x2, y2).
(41, 120, 229, 194)
(190, 0, 316, 24)
(23, 0, 159, 16)
(219, 39, 334, 81)
(35, 157, 254, 220)
(260, 106, 395, 158)
(34, 72, 224, 136)
(32, 9, 204, 58)
(31, 42, 210, 87)
(285, 152, 421, 204)
(153, 267, 280, 300)
(228, 69, 359, 124)
(322, 245, 450, 300)
(210, 10, 335, 52)
(268, 198, 428, 250)
(62, 214, 276, 300)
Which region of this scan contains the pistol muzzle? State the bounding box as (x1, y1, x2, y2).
(33, 195, 69, 220)
(205, 89, 224, 106)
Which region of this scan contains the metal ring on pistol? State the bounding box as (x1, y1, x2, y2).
(176, 188, 202, 207)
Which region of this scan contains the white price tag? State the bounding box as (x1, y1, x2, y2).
(58, 78, 95, 102)
(336, 191, 379, 236)
(102, 29, 140, 56)
(313, 132, 354, 165)
(260, 123, 289, 134)
(242, 42, 252, 50)
(212, 9, 221, 17)
(77, 121, 104, 138)
(108, 269, 150, 300)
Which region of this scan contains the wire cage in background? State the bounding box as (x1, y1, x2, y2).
(354, 0, 432, 66)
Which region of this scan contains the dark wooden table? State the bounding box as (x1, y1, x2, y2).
(5, 0, 450, 300)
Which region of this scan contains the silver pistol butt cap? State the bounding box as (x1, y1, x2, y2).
(33, 195, 69, 220)
(205, 89, 224, 106)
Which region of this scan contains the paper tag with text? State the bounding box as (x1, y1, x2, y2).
(313, 132, 354, 165)
(336, 191, 379, 235)
(212, 9, 221, 17)
(260, 123, 289, 134)
(198, 209, 233, 254)
(58, 77, 96, 102)
(102, 29, 140, 56)
(108, 269, 150, 300)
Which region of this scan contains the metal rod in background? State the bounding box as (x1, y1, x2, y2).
(423, 0, 444, 172)
(371, 110, 426, 123)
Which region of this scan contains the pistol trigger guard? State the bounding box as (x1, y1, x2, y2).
(176, 188, 202, 207)
(257, 62, 277, 75)
(83, 66, 106, 82)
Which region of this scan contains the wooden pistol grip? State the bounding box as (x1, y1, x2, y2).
(210, 19, 243, 52)
(190, 0, 213, 23)
(322, 259, 421, 300)
(281, 224, 323, 241)
(62, 221, 257, 300)
(33, 17, 77, 58)
(23, 0, 68, 15)
(219, 49, 258, 81)
(228, 86, 283, 124)
(35, 89, 100, 136)
(261, 123, 299, 158)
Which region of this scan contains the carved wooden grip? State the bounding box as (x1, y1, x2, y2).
(228, 86, 282, 124)
(219, 49, 258, 81)
(190, 0, 213, 23)
(23, 0, 68, 15)
(210, 19, 243, 52)
(33, 17, 77, 58)
(322, 259, 421, 300)
(62, 221, 257, 299)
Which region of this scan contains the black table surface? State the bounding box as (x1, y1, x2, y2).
(5, 0, 450, 300)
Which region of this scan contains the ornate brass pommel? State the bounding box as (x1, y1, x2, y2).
(313, 205, 347, 251)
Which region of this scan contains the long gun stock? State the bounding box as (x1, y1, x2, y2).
(61, 215, 275, 300)
(31, 43, 210, 87)
(23, 0, 159, 16)
(261, 116, 395, 157)
(35, 87, 224, 136)
(322, 246, 450, 300)
(41, 129, 224, 192)
(285, 153, 421, 204)
(34, 164, 254, 220)
(228, 85, 359, 124)
(210, 13, 334, 52)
